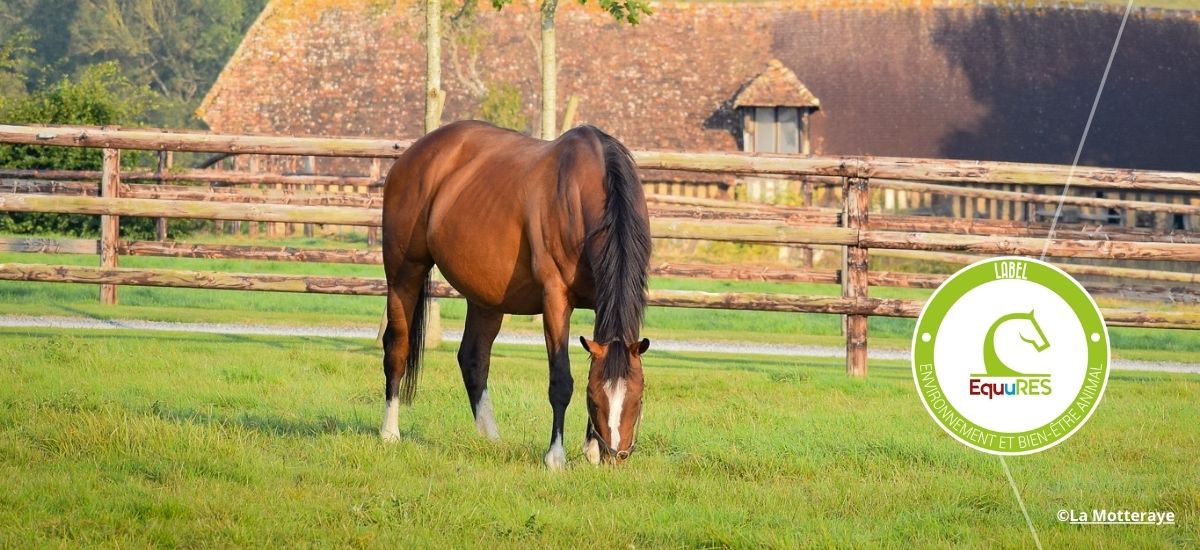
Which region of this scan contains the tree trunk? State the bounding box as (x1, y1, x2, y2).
(560, 95, 579, 132)
(425, 0, 445, 133)
(540, 0, 559, 140)
(411, 0, 445, 348)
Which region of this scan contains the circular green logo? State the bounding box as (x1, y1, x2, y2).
(912, 257, 1110, 455)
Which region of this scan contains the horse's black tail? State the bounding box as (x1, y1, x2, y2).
(400, 270, 431, 404)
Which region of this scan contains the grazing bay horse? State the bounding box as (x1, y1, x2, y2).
(379, 121, 652, 469)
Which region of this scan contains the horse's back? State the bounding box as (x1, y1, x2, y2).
(383, 121, 607, 313)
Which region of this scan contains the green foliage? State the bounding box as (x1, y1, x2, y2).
(486, 0, 652, 24)
(0, 0, 266, 128)
(0, 63, 202, 239)
(591, 0, 653, 24)
(68, 0, 267, 127)
(0, 62, 158, 130)
(0, 30, 37, 100)
(477, 82, 528, 132)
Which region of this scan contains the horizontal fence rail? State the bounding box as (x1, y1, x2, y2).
(1, 124, 1199, 378)
(5, 124, 1200, 189)
(0, 125, 413, 158)
(0, 193, 381, 225)
(7, 177, 1191, 242)
(0, 168, 380, 187)
(3, 237, 1196, 304)
(871, 178, 1200, 215)
(4, 192, 1199, 260)
(0, 263, 1195, 329)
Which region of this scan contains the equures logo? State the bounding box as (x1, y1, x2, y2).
(912, 257, 1109, 455)
(969, 310, 1052, 399)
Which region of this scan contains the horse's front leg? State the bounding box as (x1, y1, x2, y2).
(541, 287, 574, 470)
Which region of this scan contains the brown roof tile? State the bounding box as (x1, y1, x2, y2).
(733, 59, 820, 109)
(200, 2, 1200, 171)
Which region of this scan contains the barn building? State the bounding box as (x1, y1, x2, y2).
(198, 0, 1200, 221)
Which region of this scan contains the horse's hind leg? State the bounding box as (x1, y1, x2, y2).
(380, 263, 431, 442)
(458, 303, 504, 440)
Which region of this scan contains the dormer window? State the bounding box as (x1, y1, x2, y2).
(733, 60, 820, 155)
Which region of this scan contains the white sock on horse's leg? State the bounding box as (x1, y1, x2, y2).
(380, 398, 401, 442)
(474, 389, 500, 440)
(544, 433, 566, 470)
(583, 437, 601, 465)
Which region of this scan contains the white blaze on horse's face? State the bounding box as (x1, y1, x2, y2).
(605, 378, 627, 451)
(580, 337, 649, 465)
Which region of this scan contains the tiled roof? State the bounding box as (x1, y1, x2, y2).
(200, 1, 1200, 171)
(733, 60, 820, 109)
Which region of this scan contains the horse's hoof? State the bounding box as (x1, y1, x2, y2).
(544, 446, 567, 470)
(583, 438, 602, 465)
(473, 390, 501, 441)
(475, 417, 500, 441)
(380, 430, 402, 443)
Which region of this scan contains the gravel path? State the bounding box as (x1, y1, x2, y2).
(2, 315, 1196, 375)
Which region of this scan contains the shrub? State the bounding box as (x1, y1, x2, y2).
(478, 81, 528, 133)
(0, 62, 203, 239)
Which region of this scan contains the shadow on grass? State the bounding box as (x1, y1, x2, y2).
(0, 326, 351, 352)
(649, 350, 914, 381)
(147, 400, 381, 439)
(57, 304, 106, 322)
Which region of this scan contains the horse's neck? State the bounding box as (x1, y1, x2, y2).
(983, 314, 1028, 376)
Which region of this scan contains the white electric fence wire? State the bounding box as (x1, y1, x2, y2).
(1010, 2, 1136, 548)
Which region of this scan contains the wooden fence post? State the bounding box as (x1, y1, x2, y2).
(842, 176, 869, 377)
(155, 151, 171, 241)
(801, 175, 814, 268)
(368, 159, 381, 247)
(100, 148, 120, 305)
(248, 156, 260, 238)
(303, 155, 315, 238)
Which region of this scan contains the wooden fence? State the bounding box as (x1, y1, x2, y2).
(1, 124, 1199, 377)
(726, 175, 1199, 231)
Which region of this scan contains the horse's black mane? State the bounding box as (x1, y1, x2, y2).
(584, 126, 651, 381)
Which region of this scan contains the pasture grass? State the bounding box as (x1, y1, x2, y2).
(0, 328, 1196, 547)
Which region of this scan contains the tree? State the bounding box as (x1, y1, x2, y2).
(445, 0, 651, 139)
(445, 2, 530, 132)
(0, 30, 36, 100)
(68, 0, 267, 127)
(535, 0, 650, 138)
(0, 0, 266, 128)
(478, 82, 528, 132)
(426, 0, 445, 134)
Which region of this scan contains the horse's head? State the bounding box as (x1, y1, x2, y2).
(579, 336, 649, 465)
(1016, 310, 1050, 352)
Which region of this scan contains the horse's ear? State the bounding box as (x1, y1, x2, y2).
(580, 336, 602, 355)
(634, 338, 650, 355)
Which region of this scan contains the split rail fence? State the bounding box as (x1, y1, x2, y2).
(1, 124, 1199, 377)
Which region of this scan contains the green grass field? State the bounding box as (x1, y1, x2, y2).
(0, 329, 1195, 547)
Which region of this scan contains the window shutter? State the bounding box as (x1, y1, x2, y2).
(778, 108, 800, 154)
(741, 108, 754, 152)
(754, 107, 776, 153)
